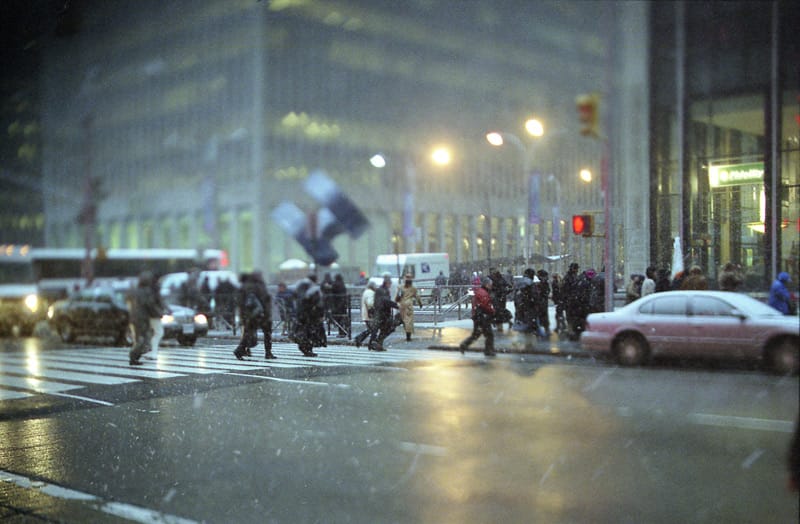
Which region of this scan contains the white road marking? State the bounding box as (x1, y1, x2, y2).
(0, 342, 484, 403)
(0, 469, 198, 523)
(687, 413, 795, 433)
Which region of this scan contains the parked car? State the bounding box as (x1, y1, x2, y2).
(47, 287, 130, 345)
(0, 284, 47, 337)
(47, 287, 208, 346)
(580, 290, 799, 375)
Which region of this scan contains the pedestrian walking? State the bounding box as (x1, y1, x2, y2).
(625, 274, 643, 304)
(214, 277, 238, 333)
(294, 275, 326, 357)
(128, 271, 162, 366)
(680, 265, 709, 290)
(330, 273, 349, 337)
(562, 262, 583, 340)
(768, 272, 794, 315)
(536, 269, 551, 336)
(144, 273, 169, 360)
(433, 270, 447, 311)
(354, 281, 376, 347)
(251, 270, 274, 359)
(368, 275, 398, 351)
(641, 266, 656, 297)
(459, 276, 496, 356)
(275, 282, 295, 336)
(396, 274, 423, 341)
(233, 272, 271, 360)
(718, 262, 743, 291)
(512, 268, 537, 333)
(489, 267, 512, 332)
(551, 273, 567, 334)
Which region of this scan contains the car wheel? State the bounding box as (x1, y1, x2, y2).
(58, 320, 76, 343)
(177, 335, 196, 347)
(767, 338, 799, 375)
(614, 334, 647, 366)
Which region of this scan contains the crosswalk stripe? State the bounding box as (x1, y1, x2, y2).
(0, 364, 139, 386)
(0, 390, 32, 400)
(0, 374, 83, 394)
(1, 354, 185, 379)
(0, 342, 481, 402)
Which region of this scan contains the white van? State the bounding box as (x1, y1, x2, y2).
(369, 253, 450, 299)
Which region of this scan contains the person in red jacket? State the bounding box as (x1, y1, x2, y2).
(459, 276, 496, 356)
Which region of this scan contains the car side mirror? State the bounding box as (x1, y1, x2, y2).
(730, 308, 747, 320)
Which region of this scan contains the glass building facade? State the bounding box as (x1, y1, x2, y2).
(37, 1, 655, 284)
(649, 1, 800, 290)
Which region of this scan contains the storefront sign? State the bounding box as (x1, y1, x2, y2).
(708, 162, 764, 188)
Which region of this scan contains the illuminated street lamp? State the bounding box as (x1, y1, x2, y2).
(370, 145, 452, 253)
(430, 146, 452, 166)
(525, 118, 544, 137)
(579, 168, 593, 183)
(485, 118, 549, 264)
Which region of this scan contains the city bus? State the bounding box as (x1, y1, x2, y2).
(0, 245, 227, 334)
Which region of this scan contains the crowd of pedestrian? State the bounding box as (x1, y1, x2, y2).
(132, 258, 795, 366)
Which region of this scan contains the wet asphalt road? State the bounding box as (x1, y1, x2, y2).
(0, 328, 798, 523)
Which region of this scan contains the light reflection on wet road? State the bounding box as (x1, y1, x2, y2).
(1, 352, 797, 523)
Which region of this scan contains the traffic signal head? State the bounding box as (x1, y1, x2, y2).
(572, 214, 593, 237)
(575, 93, 600, 137)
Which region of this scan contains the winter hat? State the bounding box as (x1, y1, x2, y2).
(778, 272, 791, 283)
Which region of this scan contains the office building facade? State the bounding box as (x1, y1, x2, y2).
(39, 0, 650, 281)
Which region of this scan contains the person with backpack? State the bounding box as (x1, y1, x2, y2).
(459, 276, 496, 356)
(129, 271, 163, 366)
(233, 272, 274, 360)
(294, 274, 326, 357)
(251, 270, 274, 359)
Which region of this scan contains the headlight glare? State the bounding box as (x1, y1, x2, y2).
(24, 294, 39, 312)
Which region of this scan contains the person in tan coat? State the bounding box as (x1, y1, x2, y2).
(396, 275, 423, 342)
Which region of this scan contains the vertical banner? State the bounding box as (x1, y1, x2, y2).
(528, 172, 542, 225)
(403, 160, 417, 249)
(552, 205, 560, 245)
(402, 191, 415, 238)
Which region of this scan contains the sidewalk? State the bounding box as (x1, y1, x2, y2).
(205, 310, 589, 359)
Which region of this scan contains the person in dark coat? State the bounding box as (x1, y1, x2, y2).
(489, 267, 512, 332)
(718, 262, 743, 291)
(251, 271, 274, 359)
(275, 282, 295, 336)
(330, 273, 349, 337)
(513, 268, 538, 334)
(536, 269, 551, 336)
(551, 273, 567, 333)
(459, 276, 496, 356)
(561, 262, 582, 340)
(368, 275, 398, 352)
(214, 278, 238, 332)
(129, 271, 162, 366)
(233, 273, 269, 360)
(294, 275, 326, 357)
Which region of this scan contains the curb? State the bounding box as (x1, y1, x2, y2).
(204, 330, 590, 358)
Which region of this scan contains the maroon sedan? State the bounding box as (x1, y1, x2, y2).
(581, 290, 799, 375)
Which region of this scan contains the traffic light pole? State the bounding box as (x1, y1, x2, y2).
(601, 141, 614, 312)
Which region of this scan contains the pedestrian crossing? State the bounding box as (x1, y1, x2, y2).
(0, 342, 484, 402)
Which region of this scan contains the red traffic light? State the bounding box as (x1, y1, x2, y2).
(572, 214, 593, 237)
